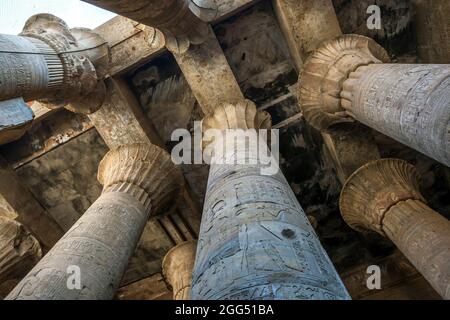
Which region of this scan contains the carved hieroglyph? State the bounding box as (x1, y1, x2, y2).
(6, 144, 183, 300)
(0, 216, 42, 285)
(0, 14, 110, 114)
(299, 34, 450, 167)
(341, 63, 450, 167)
(340, 159, 450, 299)
(162, 240, 197, 300)
(191, 100, 350, 300)
(82, 0, 215, 53)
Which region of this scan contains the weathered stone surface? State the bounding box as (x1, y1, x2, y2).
(341, 63, 450, 167)
(299, 33, 450, 168)
(82, 0, 210, 53)
(0, 156, 64, 250)
(340, 159, 450, 299)
(201, 99, 271, 143)
(98, 144, 184, 217)
(89, 77, 164, 149)
(272, 0, 341, 72)
(298, 34, 390, 131)
(0, 14, 110, 114)
(192, 101, 350, 300)
(6, 144, 182, 300)
(162, 240, 197, 300)
(412, 0, 450, 63)
(0, 216, 42, 293)
(174, 27, 244, 116)
(0, 98, 34, 145)
(91, 0, 258, 76)
(272, 3, 383, 186)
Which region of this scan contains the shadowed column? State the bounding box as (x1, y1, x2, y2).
(6, 144, 183, 300)
(191, 100, 350, 300)
(340, 159, 450, 299)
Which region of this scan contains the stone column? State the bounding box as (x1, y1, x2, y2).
(0, 216, 42, 297)
(191, 100, 350, 300)
(340, 158, 450, 299)
(162, 240, 197, 300)
(82, 0, 215, 53)
(299, 34, 450, 167)
(412, 0, 450, 63)
(0, 13, 109, 114)
(6, 143, 183, 300)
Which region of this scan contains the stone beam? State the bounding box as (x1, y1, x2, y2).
(272, 0, 341, 72)
(0, 99, 34, 145)
(173, 27, 244, 116)
(89, 77, 164, 149)
(0, 156, 64, 250)
(94, 16, 166, 76)
(272, 0, 380, 184)
(7, 143, 184, 300)
(0, 110, 93, 170)
(340, 159, 450, 300)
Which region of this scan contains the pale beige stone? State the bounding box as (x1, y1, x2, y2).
(0, 216, 42, 290)
(82, 0, 211, 53)
(340, 159, 450, 299)
(162, 240, 197, 300)
(300, 34, 450, 167)
(192, 100, 350, 300)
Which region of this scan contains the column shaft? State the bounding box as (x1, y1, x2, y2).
(340, 158, 450, 300)
(0, 35, 64, 101)
(383, 200, 450, 299)
(6, 143, 183, 300)
(82, 0, 210, 52)
(272, 0, 341, 71)
(192, 133, 350, 300)
(6, 188, 149, 300)
(341, 63, 450, 166)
